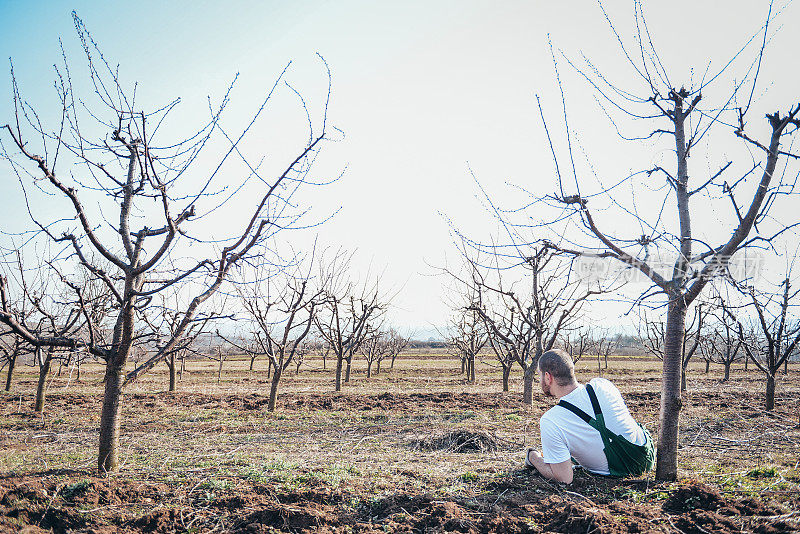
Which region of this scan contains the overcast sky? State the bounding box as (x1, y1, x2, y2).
(2, 1, 799, 337)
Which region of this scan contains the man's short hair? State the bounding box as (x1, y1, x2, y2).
(538, 349, 576, 386)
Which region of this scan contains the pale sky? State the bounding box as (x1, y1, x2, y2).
(1, 1, 799, 337)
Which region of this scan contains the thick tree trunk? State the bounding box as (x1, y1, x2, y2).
(502, 365, 510, 392)
(4, 353, 16, 392)
(461, 358, 466, 374)
(335, 355, 343, 392)
(723, 362, 730, 381)
(217, 357, 224, 384)
(391, 354, 397, 369)
(34, 352, 52, 413)
(705, 360, 710, 374)
(522, 365, 535, 406)
(98, 360, 124, 473)
(744, 356, 748, 371)
(656, 300, 686, 481)
(179, 353, 185, 380)
(344, 357, 352, 383)
(268, 367, 281, 412)
(376, 359, 381, 375)
(765, 373, 775, 411)
(249, 355, 256, 372)
(366, 361, 372, 378)
(468, 356, 476, 383)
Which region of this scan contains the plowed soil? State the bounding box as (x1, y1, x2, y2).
(1, 355, 799, 532)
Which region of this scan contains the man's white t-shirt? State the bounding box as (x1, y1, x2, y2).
(539, 377, 646, 475)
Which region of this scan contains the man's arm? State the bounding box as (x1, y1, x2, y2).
(527, 450, 573, 484)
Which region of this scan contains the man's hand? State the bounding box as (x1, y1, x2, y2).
(526, 449, 573, 484)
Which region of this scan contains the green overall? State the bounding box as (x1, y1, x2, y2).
(558, 384, 655, 477)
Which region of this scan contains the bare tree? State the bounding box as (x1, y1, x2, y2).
(0, 15, 334, 472)
(562, 327, 591, 364)
(462, 246, 603, 404)
(0, 329, 30, 392)
(704, 296, 744, 381)
(446, 307, 487, 384)
(593, 330, 618, 377)
(361, 327, 388, 378)
(523, 3, 799, 479)
(314, 250, 384, 391)
(638, 303, 709, 392)
(736, 275, 800, 410)
(386, 328, 409, 370)
(224, 261, 320, 411)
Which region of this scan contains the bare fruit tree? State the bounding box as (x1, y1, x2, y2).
(462, 247, 603, 404)
(314, 250, 385, 391)
(736, 275, 800, 410)
(223, 259, 321, 411)
(446, 307, 487, 385)
(361, 327, 388, 378)
(460, 3, 799, 479)
(386, 328, 409, 370)
(0, 15, 335, 472)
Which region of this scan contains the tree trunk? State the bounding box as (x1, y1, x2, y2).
(522, 365, 535, 406)
(366, 361, 372, 378)
(217, 357, 224, 384)
(656, 300, 686, 481)
(391, 354, 397, 369)
(266, 358, 272, 379)
(705, 360, 710, 374)
(4, 353, 16, 392)
(785, 358, 789, 375)
(249, 354, 256, 372)
(681, 363, 687, 392)
(502, 365, 510, 392)
(744, 356, 748, 371)
(765, 373, 775, 411)
(604, 351, 609, 370)
(76, 359, 81, 382)
(34, 351, 52, 413)
(723, 362, 730, 381)
(335, 355, 343, 392)
(461, 358, 466, 374)
(98, 360, 124, 473)
(322, 352, 327, 370)
(268, 367, 281, 412)
(344, 357, 352, 383)
(376, 359, 381, 375)
(468, 356, 475, 383)
(597, 353, 602, 377)
(179, 353, 185, 380)
(168, 354, 176, 392)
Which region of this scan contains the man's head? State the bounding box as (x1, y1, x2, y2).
(537, 349, 577, 397)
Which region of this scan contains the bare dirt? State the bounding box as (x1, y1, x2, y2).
(2, 471, 798, 533)
(1, 356, 799, 532)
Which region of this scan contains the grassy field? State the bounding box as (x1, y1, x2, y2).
(1, 352, 799, 532)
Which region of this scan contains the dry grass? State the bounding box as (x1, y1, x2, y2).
(1, 353, 799, 532)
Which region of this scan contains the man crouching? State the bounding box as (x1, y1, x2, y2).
(525, 349, 654, 483)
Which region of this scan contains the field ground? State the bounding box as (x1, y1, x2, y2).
(1, 353, 799, 533)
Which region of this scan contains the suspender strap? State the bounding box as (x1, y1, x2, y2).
(586, 384, 602, 416)
(557, 399, 592, 424)
(557, 384, 603, 431)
